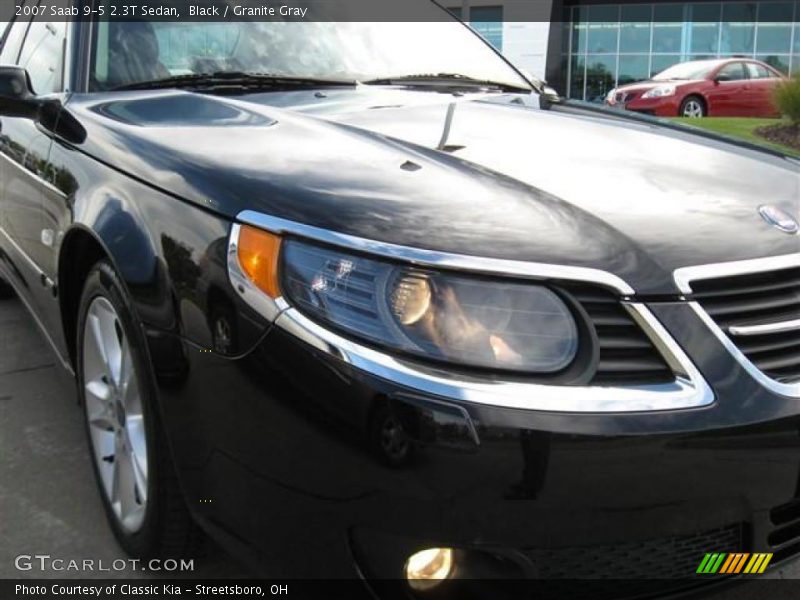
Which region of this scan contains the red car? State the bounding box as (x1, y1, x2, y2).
(606, 58, 786, 118)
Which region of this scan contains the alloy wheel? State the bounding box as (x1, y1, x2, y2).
(682, 100, 704, 118)
(82, 296, 148, 533)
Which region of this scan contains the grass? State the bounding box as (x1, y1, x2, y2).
(668, 117, 800, 157)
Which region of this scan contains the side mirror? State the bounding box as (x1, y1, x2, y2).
(0, 64, 86, 143)
(0, 65, 43, 119)
(714, 74, 732, 83)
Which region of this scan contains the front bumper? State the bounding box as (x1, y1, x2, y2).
(155, 216, 800, 590)
(608, 96, 681, 117)
(156, 294, 800, 589)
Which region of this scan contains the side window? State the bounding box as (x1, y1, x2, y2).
(0, 19, 32, 64)
(717, 62, 747, 81)
(746, 63, 775, 79)
(17, 20, 66, 94)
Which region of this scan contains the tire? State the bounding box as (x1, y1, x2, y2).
(0, 276, 14, 299)
(679, 96, 706, 118)
(76, 260, 201, 559)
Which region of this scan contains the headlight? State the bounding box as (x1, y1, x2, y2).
(642, 85, 676, 99)
(279, 239, 579, 373)
(606, 88, 616, 103)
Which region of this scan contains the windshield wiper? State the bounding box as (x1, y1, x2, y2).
(111, 71, 357, 92)
(361, 73, 531, 93)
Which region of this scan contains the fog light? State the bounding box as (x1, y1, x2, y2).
(405, 547, 453, 590)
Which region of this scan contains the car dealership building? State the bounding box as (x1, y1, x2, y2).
(453, 0, 800, 101)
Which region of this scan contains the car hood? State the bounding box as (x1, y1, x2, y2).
(66, 89, 799, 295)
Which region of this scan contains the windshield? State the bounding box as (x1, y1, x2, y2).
(652, 61, 719, 81)
(90, 15, 529, 91)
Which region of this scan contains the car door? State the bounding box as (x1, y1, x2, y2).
(0, 13, 34, 290)
(745, 62, 781, 117)
(0, 10, 67, 323)
(705, 62, 749, 116)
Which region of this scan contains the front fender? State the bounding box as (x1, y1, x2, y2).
(51, 139, 271, 360)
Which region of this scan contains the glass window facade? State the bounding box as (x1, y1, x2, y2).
(566, 1, 800, 101)
(448, 6, 504, 52)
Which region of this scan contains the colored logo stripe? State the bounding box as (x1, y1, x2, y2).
(696, 553, 713, 573)
(700, 552, 773, 575)
(721, 553, 748, 574)
(744, 553, 773, 574)
(759, 554, 773, 573)
(697, 553, 726, 573)
(718, 554, 736, 573)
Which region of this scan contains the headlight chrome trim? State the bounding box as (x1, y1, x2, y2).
(273, 302, 713, 413)
(227, 222, 289, 322)
(229, 210, 713, 413)
(236, 210, 636, 295)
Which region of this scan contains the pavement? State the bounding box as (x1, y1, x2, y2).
(1, 293, 799, 594)
(0, 295, 246, 580)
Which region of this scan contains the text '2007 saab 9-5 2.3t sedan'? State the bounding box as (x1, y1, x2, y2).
(0, 2, 799, 596)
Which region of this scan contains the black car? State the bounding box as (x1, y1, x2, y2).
(1, 2, 799, 595)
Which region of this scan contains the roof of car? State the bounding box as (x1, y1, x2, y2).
(673, 57, 781, 72)
(681, 58, 748, 67)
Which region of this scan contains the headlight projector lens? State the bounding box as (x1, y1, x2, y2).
(390, 274, 432, 325)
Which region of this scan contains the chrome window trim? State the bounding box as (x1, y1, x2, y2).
(673, 255, 800, 398)
(0, 151, 66, 199)
(236, 210, 636, 295)
(231, 211, 713, 413)
(77, 4, 94, 92)
(62, 17, 76, 93)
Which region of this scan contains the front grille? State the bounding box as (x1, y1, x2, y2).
(617, 91, 640, 103)
(526, 523, 744, 579)
(691, 267, 800, 384)
(567, 285, 675, 385)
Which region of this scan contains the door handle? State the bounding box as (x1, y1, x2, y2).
(41, 229, 55, 247)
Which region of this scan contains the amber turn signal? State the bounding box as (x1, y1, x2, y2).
(237, 225, 282, 298)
